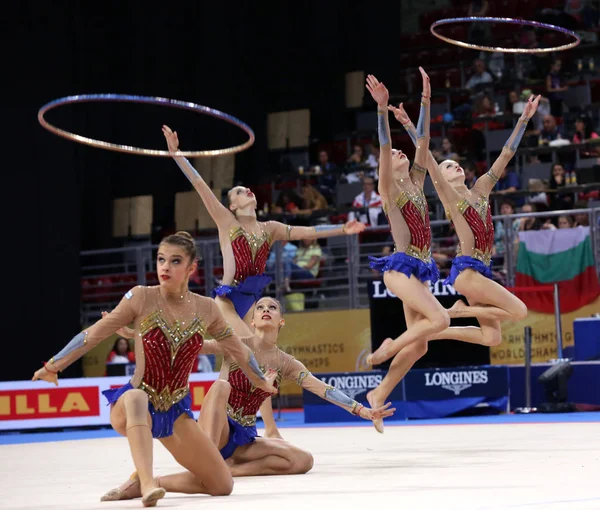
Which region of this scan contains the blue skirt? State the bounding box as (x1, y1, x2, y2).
(219, 416, 258, 460)
(213, 274, 272, 318)
(102, 382, 194, 439)
(443, 255, 492, 286)
(369, 252, 439, 284)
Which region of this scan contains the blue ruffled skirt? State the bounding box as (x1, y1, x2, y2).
(443, 255, 492, 286)
(369, 252, 439, 284)
(219, 416, 258, 460)
(102, 382, 194, 439)
(213, 274, 272, 318)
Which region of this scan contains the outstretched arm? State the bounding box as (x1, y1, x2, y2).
(32, 287, 142, 385)
(365, 74, 393, 194)
(474, 95, 540, 196)
(163, 125, 233, 227)
(412, 67, 432, 187)
(283, 358, 395, 422)
(267, 220, 365, 242)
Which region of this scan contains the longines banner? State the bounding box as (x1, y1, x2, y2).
(0, 373, 217, 431)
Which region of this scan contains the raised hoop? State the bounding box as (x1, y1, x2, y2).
(38, 94, 255, 157)
(430, 17, 580, 53)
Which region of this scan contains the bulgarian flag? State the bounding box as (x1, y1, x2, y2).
(515, 227, 600, 313)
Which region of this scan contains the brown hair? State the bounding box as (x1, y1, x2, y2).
(160, 231, 197, 262)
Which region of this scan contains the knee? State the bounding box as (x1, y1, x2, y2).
(513, 300, 528, 322)
(431, 309, 451, 332)
(123, 389, 148, 411)
(211, 380, 231, 398)
(290, 450, 314, 475)
(209, 476, 234, 496)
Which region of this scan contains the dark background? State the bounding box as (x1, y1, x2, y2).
(6, 1, 401, 381)
(368, 281, 490, 369)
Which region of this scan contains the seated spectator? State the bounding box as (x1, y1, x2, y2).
(348, 176, 383, 226)
(527, 179, 549, 206)
(298, 182, 329, 215)
(508, 90, 525, 115)
(366, 146, 380, 169)
(347, 144, 366, 167)
(558, 215, 575, 229)
(548, 163, 573, 210)
(272, 189, 303, 215)
(574, 200, 590, 226)
(494, 199, 521, 257)
(465, 59, 493, 93)
(546, 59, 569, 118)
(572, 116, 599, 144)
(464, 162, 478, 187)
(266, 240, 298, 276)
(519, 203, 542, 231)
(315, 149, 338, 190)
(496, 167, 521, 193)
(433, 137, 460, 163)
(539, 115, 565, 145)
(284, 238, 323, 292)
(106, 337, 135, 365)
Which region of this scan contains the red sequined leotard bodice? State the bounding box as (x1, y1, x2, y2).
(385, 186, 432, 262)
(138, 312, 206, 411)
(226, 362, 281, 426)
(454, 196, 494, 265)
(229, 225, 271, 285)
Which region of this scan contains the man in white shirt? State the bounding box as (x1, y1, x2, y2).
(348, 177, 382, 226)
(465, 59, 493, 91)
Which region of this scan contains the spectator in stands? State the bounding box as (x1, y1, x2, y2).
(283, 238, 323, 292)
(574, 200, 590, 226)
(298, 182, 329, 214)
(106, 337, 135, 365)
(508, 90, 524, 115)
(496, 166, 521, 194)
(347, 144, 366, 167)
(526, 179, 549, 206)
(546, 59, 569, 118)
(465, 59, 493, 93)
(315, 150, 338, 190)
(539, 115, 565, 145)
(464, 162, 478, 187)
(516, 28, 545, 80)
(272, 189, 303, 215)
(348, 176, 383, 227)
(494, 199, 521, 258)
(558, 215, 575, 228)
(572, 116, 599, 144)
(549, 163, 573, 210)
(433, 137, 460, 163)
(519, 203, 542, 231)
(366, 146, 380, 169)
(266, 240, 298, 277)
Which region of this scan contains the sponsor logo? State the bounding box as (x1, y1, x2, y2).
(0, 387, 100, 420)
(319, 374, 383, 400)
(424, 370, 489, 396)
(371, 280, 458, 298)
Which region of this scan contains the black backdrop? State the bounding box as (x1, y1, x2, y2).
(5, 1, 402, 381)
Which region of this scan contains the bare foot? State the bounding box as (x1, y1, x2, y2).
(448, 299, 467, 318)
(366, 338, 393, 366)
(366, 389, 385, 434)
(101, 472, 142, 501)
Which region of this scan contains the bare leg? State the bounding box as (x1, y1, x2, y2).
(451, 270, 528, 322)
(228, 437, 314, 477)
(367, 306, 428, 433)
(215, 295, 254, 337)
(197, 380, 232, 449)
(367, 272, 450, 365)
(157, 415, 234, 496)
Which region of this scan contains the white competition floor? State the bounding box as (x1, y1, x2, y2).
(2, 413, 599, 510)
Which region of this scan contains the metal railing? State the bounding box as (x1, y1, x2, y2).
(80, 207, 600, 321)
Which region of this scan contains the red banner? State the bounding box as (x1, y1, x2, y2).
(0, 386, 100, 420)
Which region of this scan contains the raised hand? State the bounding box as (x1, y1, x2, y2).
(419, 66, 431, 98)
(102, 311, 134, 339)
(358, 402, 395, 421)
(162, 125, 180, 153)
(365, 74, 389, 107)
(32, 366, 59, 386)
(388, 102, 411, 125)
(344, 220, 367, 235)
(522, 94, 541, 120)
